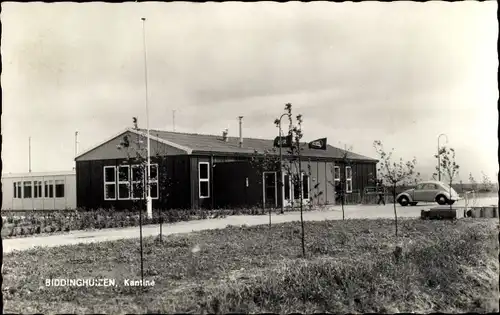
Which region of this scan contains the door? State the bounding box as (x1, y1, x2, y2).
(263, 172, 277, 208)
(414, 183, 436, 202)
(423, 183, 439, 201)
(413, 183, 425, 201)
(292, 173, 311, 206)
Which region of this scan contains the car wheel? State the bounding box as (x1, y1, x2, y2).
(410, 202, 418, 206)
(447, 200, 455, 206)
(398, 196, 409, 206)
(436, 195, 448, 206)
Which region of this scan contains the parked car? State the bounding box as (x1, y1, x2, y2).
(396, 180, 460, 206)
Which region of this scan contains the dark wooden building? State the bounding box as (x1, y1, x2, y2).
(75, 128, 378, 210)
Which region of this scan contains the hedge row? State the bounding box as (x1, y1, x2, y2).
(0, 207, 280, 238)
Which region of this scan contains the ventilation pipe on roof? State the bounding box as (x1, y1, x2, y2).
(238, 116, 243, 148)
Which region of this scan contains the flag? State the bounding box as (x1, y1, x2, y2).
(273, 135, 292, 148)
(308, 138, 327, 150)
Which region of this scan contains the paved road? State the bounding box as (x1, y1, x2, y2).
(3, 197, 497, 254)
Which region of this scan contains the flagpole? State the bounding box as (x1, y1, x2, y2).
(141, 17, 152, 220)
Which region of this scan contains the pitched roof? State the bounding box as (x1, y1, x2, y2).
(142, 128, 378, 162)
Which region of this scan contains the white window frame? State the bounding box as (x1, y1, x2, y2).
(149, 164, 159, 200)
(263, 171, 278, 208)
(117, 165, 131, 200)
(283, 173, 292, 201)
(345, 166, 353, 193)
(302, 173, 311, 200)
(23, 181, 32, 199)
(198, 162, 210, 199)
(34, 181, 43, 199)
(55, 179, 65, 198)
(131, 164, 145, 200)
(17, 181, 22, 199)
(291, 172, 310, 201)
(45, 180, 54, 198)
(104, 166, 117, 201)
(334, 166, 340, 183)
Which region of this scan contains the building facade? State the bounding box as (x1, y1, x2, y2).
(1, 171, 76, 211)
(75, 128, 378, 210)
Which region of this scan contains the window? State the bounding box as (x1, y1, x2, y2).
(292, 173, 309, 200)
(118, 165, 130, 200)
(55, 180, 65, 198)
(199, 162, 210, 198)
(303, 174, 310, 199)
(45, 180, 54, 198)
(17, 181, 22, 198)
(34, 181, 43, 198)
(334, 166, 340, 182)
(284, 174, 291, 200)
(293, 174, 301, 200)
(131, 165, 144, 200)
(14, 182, 17, 198)
(104, 166, 117, 200)
(149, 164, 159, 199)
(423, 183, 438, 190)
(346, 166, 353, 193)
(23, 181, 32, 198)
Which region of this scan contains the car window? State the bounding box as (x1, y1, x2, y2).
(416, 184, 424, 190)
(421, 184, 437, 190)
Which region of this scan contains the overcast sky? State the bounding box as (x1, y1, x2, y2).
(1, 1, 498, 182)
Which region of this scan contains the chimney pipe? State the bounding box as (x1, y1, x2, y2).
(238, 116, 243, 148)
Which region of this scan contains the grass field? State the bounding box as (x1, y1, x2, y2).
(2, 218, 499, 314)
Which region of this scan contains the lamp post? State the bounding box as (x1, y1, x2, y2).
(277, 113, 288, 215)
(437, 133, 448, 182)
(141, 17, 152, 220)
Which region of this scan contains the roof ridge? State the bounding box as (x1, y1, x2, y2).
(142, 128, 334, 143)
(142, 128, 276, 142)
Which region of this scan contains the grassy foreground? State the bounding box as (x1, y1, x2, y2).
(2, 218, 499, 313)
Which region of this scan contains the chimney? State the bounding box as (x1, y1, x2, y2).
(222, 128, 229, 142)
(238, 116, 243, 148)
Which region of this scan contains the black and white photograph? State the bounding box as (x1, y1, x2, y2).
(1, 1, 498, 313)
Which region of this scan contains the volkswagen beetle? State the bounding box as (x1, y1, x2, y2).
(396, 180, 460, 206)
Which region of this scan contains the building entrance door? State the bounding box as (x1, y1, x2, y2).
(263, 172, 277, 208)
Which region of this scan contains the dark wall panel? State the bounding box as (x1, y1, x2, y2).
(76, 156, 192, 211)
(213, 161, 261, 209)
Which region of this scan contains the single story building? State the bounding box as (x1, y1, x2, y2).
(1, 170, 76, 211)
(75, 127, 378, 210)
